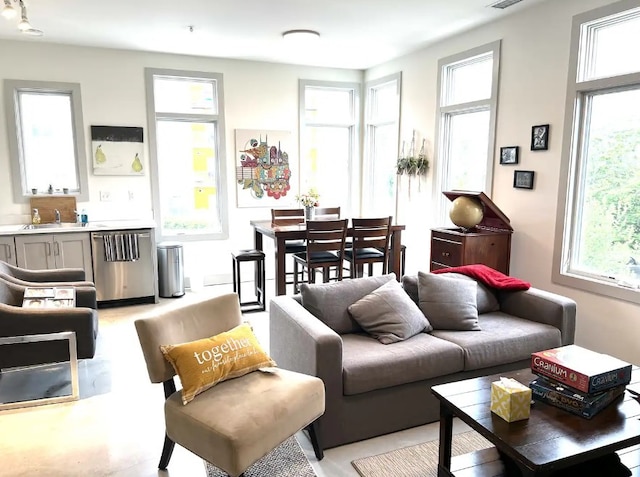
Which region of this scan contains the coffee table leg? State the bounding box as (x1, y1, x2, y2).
(438, 403, 454, 476)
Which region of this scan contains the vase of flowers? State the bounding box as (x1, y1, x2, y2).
(295, 188, 320, 221)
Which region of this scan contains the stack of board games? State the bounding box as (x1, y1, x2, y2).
(529, 345, 632, 419)
(22, 287, 76, 308)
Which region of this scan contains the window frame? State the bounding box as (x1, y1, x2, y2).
(363, 72, 402, 217)
(144, 68, 229, 242)
(432, 40, 501, 223)
(4, 79, 89, 202)
(553, 0, 640, 304)
(298, 79, 361, 215)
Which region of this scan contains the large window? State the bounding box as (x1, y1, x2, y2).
(363, 73, 401, 217)
(4, 80, 88, 202)
(434, 41, 500, 222)
(554, 2, 640, 303)
(299, 80, 360, 214)
(145, 69, 228, 241)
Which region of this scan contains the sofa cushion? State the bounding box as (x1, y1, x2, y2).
(348, 280, 432, 344)
(300, 274, 396, 334)
(431, 312, 562, 371)
(403, 273, 499, 314)
(341, 332, 465, 395)
(417, 272, 481, 331)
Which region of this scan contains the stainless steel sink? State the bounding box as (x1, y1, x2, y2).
(22, 223, 89, 230)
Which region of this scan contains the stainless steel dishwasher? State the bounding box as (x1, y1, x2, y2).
(91, 230, 157, 304)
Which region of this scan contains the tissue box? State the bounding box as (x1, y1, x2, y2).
(490, 378, 532, 422)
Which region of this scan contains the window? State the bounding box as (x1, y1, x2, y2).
(5, 80, 88, 202)
(363, 73, 401, 217)
(145, 69, 228, 241)
(554, 3, 640, 304)
(433, 41, 500, 222)
(299, 80, 360, 214)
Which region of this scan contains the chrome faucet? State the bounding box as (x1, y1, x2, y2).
(54, 209, 61, 224)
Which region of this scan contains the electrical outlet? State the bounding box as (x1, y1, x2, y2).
(128, 190, 135, 201)
(100, 190, 111, 201)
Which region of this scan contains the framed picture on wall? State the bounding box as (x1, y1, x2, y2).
(499, 146, 519, 165)
(513, 170, 535, 189)
(531, 124, 550, 151)
(91, 126, 145, 175)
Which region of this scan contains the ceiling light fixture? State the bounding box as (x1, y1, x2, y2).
(1, 0, 16, 19)
(282, 29, 320, 41)
(2, 0, 42, 35)
(488, 0, 524, 9)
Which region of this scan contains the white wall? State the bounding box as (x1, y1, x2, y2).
(0, 41, 361, 287)
(367, 0, 640, 364)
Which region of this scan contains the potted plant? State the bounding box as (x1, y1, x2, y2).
(295, 188, 320, 220)
(396, 136, 429, 194)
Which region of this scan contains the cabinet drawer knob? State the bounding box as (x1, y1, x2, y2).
(442, 252, 450, 257)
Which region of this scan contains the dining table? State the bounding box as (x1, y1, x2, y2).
(250, 219, 406, 296)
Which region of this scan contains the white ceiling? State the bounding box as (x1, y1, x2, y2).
(0, 0, 544, 70)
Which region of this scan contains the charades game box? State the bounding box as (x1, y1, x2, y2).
(531, 345, 632, 394)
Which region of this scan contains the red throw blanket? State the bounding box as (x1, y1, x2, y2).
(431, 264, 531, 291)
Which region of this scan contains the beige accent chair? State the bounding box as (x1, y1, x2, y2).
(134, 293, 325, 476)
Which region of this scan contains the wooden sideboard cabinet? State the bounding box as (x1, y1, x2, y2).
(430, 191, 513, 275)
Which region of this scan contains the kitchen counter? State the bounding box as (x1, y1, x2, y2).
(0, 220, 157, 236)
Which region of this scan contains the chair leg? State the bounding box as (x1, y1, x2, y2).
(307, 420, 324, 460)
(158, 434, 175, 470)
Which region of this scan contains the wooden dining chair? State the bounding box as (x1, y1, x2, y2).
(271, 208, 306, 292)
(344, 216, 392, 278)
(292, 219, 348, 292)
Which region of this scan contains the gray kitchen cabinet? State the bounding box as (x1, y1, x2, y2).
(0, 236, 17, 266)
(15, 232, 93, 281)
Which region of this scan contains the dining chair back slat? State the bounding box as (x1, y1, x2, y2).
(271, 208, 305, 225)
(314, 206, 341, 219)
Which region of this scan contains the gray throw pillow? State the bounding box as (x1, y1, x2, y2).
(348, 280, 432, 344)
(417, 271, 481, 331)
(401, 274, 419, 305)
(300, 274, 396, 334)
(403, 273, 499, 314)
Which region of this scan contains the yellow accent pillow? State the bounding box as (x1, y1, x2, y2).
(160, 323, 276, 405)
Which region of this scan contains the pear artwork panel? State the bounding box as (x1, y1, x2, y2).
(91, 125, 145, 176)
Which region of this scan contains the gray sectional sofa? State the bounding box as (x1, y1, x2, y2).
(269, 272, 576, 452)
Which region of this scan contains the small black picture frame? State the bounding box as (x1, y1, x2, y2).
(500, 146, 519, 165)
(531, 124, 549, 151)
(514, 170, 535, 189)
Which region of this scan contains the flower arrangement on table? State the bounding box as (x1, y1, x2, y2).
(295, 188, 320, 208)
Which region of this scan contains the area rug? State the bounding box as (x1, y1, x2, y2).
(204, 436, 316, 477)
(351, 431, 493, 477)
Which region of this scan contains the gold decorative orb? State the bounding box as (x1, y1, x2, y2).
(449, 196, 484, 230)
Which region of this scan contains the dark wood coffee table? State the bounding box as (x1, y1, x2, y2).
(431, 367, 640, 476)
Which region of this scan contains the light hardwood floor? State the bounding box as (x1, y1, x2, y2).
(0, 281, 468, 477)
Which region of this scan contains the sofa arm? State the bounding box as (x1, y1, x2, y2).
(269, 296, 343, 395)
(0, 303, 98, 361)
(498, 287, 576, 345)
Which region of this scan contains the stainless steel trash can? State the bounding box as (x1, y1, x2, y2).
(157, 242, 185, 298)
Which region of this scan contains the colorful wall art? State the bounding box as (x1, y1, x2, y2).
(91, 126, 144, 176)
(235, 129, 294, 207)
